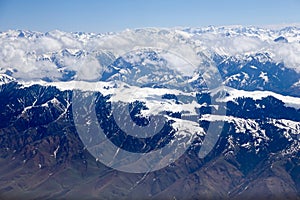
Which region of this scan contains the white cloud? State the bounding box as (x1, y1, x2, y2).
(70, 56, 103, 81)
(161, 51, 195, 76)
(0, 26, 300, 81)
(271, 43, 300, 72)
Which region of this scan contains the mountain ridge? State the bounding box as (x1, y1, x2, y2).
(0, 25, 300, 199)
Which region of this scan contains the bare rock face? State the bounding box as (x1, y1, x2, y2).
(0, 81, 300, 199)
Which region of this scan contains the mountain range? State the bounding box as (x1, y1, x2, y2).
(0, 25, 300, 199)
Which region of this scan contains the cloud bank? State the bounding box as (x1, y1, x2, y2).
(0, 26, 300, 82)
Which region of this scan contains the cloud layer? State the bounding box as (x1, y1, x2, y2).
(0, 26, 300, 81)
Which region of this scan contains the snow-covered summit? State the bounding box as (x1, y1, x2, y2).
(0, 74, 15, 85)
(0, 25, 300, 93)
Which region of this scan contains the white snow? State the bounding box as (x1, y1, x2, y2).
(213, 86, 300, 109)
(259, 72, 269, 83)
(0, 74, 15, 85)
(268, 119, 300, 139)
(201, 113, 300, 154)
(200, 114, 270, 151)
(168, 116, 205, 138)
(53, 145, 60, 159)
(292, 80, 300, 87)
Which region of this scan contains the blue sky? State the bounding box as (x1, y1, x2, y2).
(0, 0, 300, 33)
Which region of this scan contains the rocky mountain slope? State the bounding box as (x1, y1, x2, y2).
(0, 26, 300, 199)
